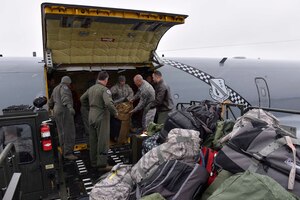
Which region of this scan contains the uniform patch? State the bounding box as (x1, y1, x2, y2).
(106, 90, 112, 95)
(63, 85, 69, 90)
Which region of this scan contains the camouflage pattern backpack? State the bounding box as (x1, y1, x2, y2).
(90, 164, 133, 200)
(131, 128, 201, 183)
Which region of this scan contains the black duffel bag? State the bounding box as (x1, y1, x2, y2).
(159, 100, 221, 143)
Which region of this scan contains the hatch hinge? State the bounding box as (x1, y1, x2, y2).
(151, 51, 164, 69)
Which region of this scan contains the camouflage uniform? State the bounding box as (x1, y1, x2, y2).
(49, 81, 76, 157)
(131, 80, 156, 130)
(80, 83, 117, 167)
(110, 83, 134, 102)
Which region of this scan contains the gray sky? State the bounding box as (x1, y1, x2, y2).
(1, 0, 300, 60)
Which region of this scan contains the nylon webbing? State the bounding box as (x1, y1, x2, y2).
(156, 146, 164, 163)
(176, 136, 192, 143)
(285, 136, 296, 190)
(247, 158, 261, 172)
(258, 137, 300, 158)
(137, 164, 146, 179)
(136, 184, 142, 199)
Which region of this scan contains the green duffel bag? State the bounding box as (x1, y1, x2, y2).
(202, 119, 234, 150)
(200, 170, 233, 200)
(207, 170, 299, 200)
(141, 193, 166, 200)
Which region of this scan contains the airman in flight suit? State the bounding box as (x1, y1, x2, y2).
(80, 71, 118, 169)
(49, 76, 77, 160)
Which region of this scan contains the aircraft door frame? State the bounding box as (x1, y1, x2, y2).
(255, 77, 271, 108)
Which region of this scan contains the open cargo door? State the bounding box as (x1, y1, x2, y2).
(41, 3, 187, 69)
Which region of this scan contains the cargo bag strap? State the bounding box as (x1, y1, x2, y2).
(255, 136, 298, 190)
(257, 137, 300, 158)
(156, 146, 165, 163)
(136, 146, 164, 181)
(136, 184, 142, 199)
(242, 116, 268, 126)
(176, 136, 193, 143)
(285, 136, 297, 190)
(191, 115, 213, 134)
(110, 164, 133, 185)
(185, 107, 213, 134)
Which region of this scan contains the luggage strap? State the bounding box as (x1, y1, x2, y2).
(285, 136, 297, 190)
(176, 136, 193, 143)
(257, 137, 300, 158)
(111, 164, 133, 185)
(184, 108, 213, 134)
(251, 136, 298, 190)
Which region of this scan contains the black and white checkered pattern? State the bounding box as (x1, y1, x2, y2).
(229, 90, 249, 106)
(164, 59, 211, 83)
(163, 59, 250, 107)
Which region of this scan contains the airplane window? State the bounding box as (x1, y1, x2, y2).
(0, 124, 34, 163)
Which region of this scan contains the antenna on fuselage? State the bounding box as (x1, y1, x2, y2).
(219, 57, 227, 66)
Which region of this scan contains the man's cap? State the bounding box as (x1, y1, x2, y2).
(61, 76, 72, 84)
(118, 75, 126, 82)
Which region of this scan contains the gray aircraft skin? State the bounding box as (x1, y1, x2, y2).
(0, 56, 300, 135)
(160, 57, 300, 136)
(160, 57, 300, 109)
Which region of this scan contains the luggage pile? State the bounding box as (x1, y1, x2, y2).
(90, 100, 300, 200)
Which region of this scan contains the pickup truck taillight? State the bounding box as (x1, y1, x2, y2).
(40, 123, 52, 151)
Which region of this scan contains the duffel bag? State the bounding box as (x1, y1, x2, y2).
(219, 108, 279, 144)
(131, 128, 201, 183)
(159, 110, 200, 142)
(159, 100, 221, 143)
(215, 122, 300, 196)
(130, 160, 209, 200)
(207, 171, 299, 200)
(90, 164, 133, 200)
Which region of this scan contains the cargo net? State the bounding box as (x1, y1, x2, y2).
(2, 105, 34, 115)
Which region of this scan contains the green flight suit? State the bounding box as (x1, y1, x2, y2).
(49, 83, 76, 156)
(80, 83, 117, 167)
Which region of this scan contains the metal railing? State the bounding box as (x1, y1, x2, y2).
(0, 143, 21, 200)
(176, 100, 300, 122)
